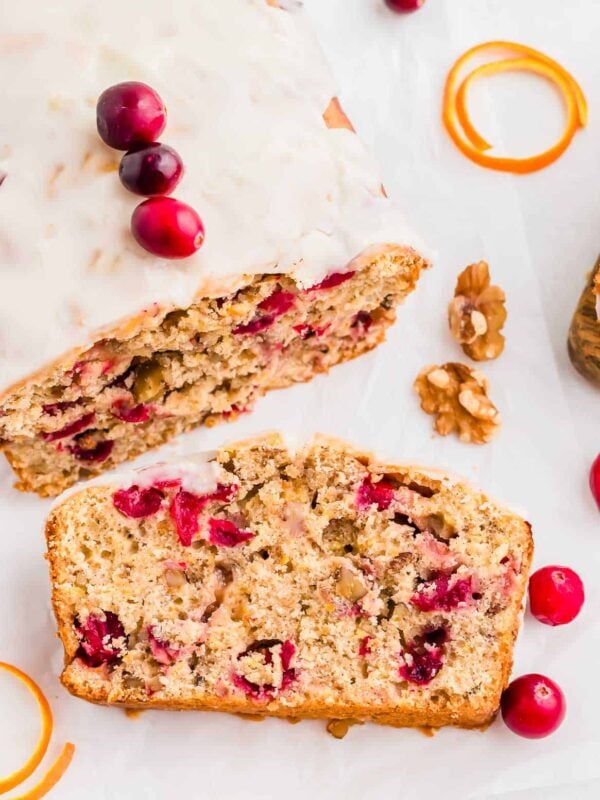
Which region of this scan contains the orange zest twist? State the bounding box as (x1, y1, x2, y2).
(10, 745, 75, 800)
(442, 41, 587, 173)
(0, 662, 75, 799)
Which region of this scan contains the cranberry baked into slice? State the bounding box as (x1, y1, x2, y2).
(46, 434, 532, 730)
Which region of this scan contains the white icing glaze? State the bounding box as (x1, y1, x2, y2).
(50, 453, 225, 511)
(0, 0, 424, 392)
(134, 458, 224, 496)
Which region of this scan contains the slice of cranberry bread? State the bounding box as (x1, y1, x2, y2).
(46, 434, 532, 729)
(0, 0, 428, 497)
(1, 252, 425, 497)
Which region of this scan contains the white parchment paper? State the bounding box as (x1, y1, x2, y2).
(1, 1, 600, 797)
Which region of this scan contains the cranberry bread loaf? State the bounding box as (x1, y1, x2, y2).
(568, 255, 600, 386)
(0, 0, 428, 496)
(46, 434, 533, 730)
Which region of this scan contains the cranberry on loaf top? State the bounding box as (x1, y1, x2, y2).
(0, 0, 426, 394)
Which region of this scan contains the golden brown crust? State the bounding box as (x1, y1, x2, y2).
(46, 434, 532, 732)
(57, 671, 496, 729)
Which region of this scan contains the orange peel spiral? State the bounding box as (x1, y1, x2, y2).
(442, 41, 587, 173)
(10, 745, 75, 800)
(0, 662, 74, 799)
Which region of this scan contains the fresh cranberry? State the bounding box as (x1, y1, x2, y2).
(589, 454, 600, 509)
(501, 674, 566, 738)
(528, 566, 584, 626)
(69, 438, 114, 462)
(356, 475, 396, 511)
(385, 0, 426, 13)
(147, 626, 180, 666)
(42, 400, 81, 417)
(41, 412, 96, 442)
(411, 573, 473, 612)
(399, 627, 448, 685)
(119, 143, 184, 196)
(305, 271, 355, 293)
(112, 399, 152, 423)
(131, 197, 204, 259)
(234, 639, 297, 699)
(113, 485, 164, 519)
(96, 82, 166, 150)
(208, 518, 254, 547)
(75, 611, 126, 668)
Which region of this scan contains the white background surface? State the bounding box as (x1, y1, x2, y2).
(1, 1, 599, 798)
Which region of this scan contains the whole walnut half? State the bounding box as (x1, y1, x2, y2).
(414, 362, 501, 444)
(448, 262, 506, 361)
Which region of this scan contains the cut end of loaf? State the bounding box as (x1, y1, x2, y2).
(1, 248, 427, 496)
(46, 434, 532, 730)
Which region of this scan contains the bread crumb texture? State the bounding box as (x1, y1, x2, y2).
(46, 434, 532, 730)
(1, 250, 424, 496)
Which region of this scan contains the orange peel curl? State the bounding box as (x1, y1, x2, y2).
(0, 662, 74, 799)
(443, 41, 587, 173)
